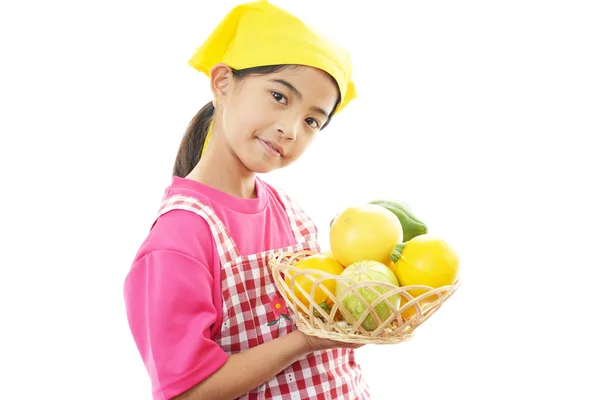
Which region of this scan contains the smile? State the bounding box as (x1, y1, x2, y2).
(258, 138, 283, 157)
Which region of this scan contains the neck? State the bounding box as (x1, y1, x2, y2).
(186, 132, 257, 199)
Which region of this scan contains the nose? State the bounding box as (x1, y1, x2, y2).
(277, 128, 296, 141)
(277, 117, 300, 141)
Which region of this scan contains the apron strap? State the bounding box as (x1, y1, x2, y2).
(273, 188, 319, 245)
(152, 194, 242, 265)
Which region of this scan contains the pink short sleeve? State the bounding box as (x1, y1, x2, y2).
(124, 250, 228, 399)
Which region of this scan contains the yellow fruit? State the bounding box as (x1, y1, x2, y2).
(391, 234, 459, 297)
(330, 204, 403, 267)
(286, 253, 344, 309)
(399, 295, 436, 319)
(399, 296, 420, 319)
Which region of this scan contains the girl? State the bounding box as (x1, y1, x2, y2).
(124, 1, 370, 399)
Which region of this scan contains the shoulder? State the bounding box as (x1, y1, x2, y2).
(135, 200, 216, 268)
(257, 177, 296, 209)
(259, 177, 309, 215)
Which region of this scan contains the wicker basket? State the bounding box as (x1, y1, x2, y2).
(268, 250, 460, 345)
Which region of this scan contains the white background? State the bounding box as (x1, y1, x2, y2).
(1, 0, 599, 398)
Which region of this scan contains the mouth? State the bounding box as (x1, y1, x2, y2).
(257, 138, 284, 157)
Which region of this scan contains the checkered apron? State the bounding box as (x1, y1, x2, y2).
(155, 190, 371, 399)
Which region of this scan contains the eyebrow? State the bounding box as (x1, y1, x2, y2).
(269, 78, 329, 119)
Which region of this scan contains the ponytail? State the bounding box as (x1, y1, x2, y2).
(172, 101, 215, 177)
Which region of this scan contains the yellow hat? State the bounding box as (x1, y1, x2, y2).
(188, 0, 357, 113)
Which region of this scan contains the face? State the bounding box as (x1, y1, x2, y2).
(212, 64, 340, 174)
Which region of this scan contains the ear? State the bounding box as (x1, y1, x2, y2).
(210, 63, 234, 105)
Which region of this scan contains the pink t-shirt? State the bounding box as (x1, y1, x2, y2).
(123, 176, 298, 399)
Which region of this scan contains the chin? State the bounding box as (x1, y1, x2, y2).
(242, 158, 280, 174)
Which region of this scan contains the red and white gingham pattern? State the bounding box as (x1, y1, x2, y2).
(155, 194, 241, 264)
(154, 192, 370, 399)
(273, 188, 319, 246)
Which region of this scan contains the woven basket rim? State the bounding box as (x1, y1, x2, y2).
(268, 250, 460, 344)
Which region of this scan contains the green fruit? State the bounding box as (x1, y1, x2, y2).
(369, 200, 428, 242)
(336, 260, 401, 331)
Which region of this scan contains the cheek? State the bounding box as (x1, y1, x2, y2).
(222, 110, 252, 144)
(226, 104, 267, 139)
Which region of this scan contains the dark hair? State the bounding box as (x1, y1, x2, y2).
(172, 64, 341, 177)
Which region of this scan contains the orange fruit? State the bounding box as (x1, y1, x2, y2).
(330, 204, 403, 267)
(286, 253, 344, 309)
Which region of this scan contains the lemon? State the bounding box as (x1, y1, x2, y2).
(286, 253, 344, 309)
(398, 295, 437, 319)
(391, 234, 459, 297)
(330, 204, 403, 267)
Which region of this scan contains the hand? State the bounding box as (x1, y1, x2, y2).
(301, 332, 365, 352)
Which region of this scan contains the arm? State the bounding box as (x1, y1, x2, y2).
(173, 330, 310, 400)
(174, 331, 363, 400)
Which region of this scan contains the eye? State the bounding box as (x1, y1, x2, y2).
(271, 91, 287, 105)
(305, 117, 321, 130)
